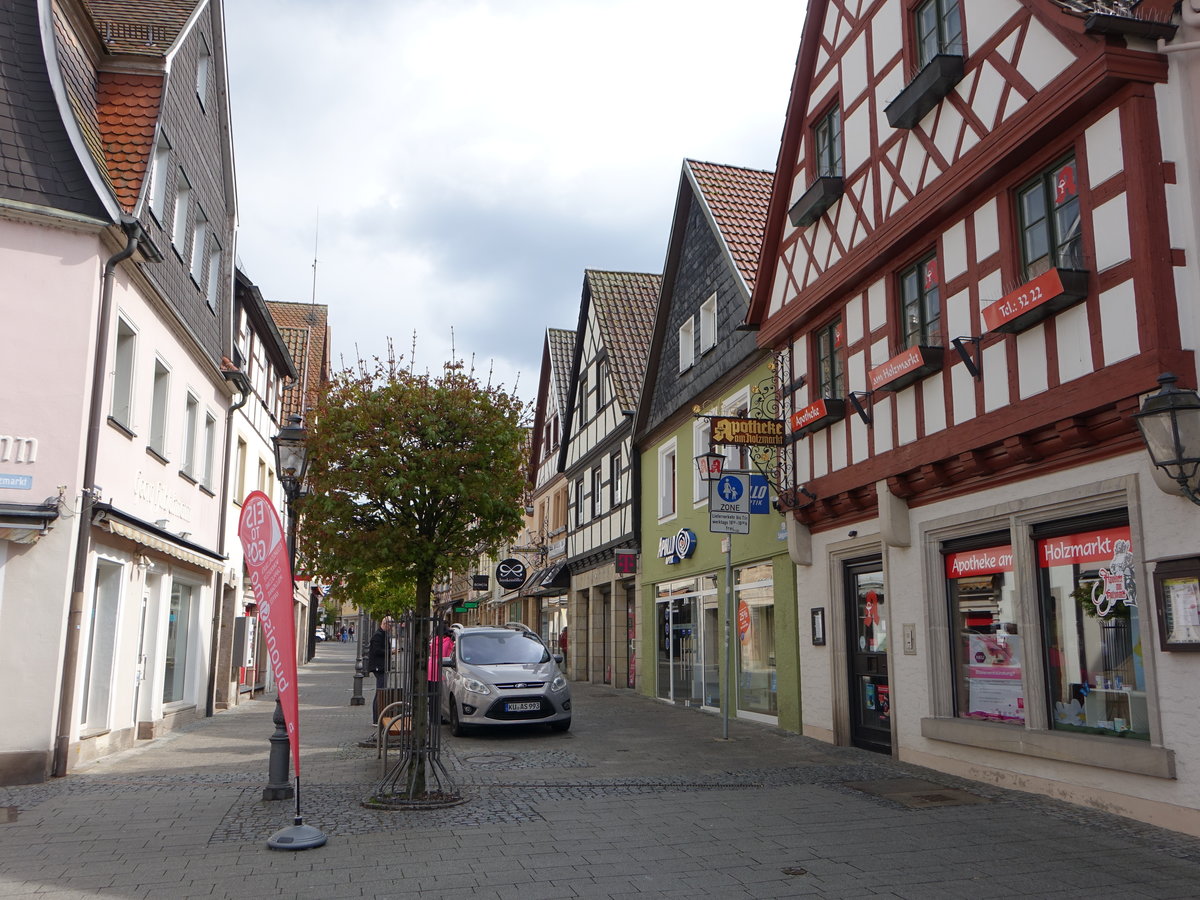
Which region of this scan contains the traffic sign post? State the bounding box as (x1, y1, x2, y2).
(709, 473, 750, 534)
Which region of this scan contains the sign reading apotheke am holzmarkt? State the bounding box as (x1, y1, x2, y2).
(709, 416, 784, 447)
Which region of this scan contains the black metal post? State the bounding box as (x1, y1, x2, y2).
(263, 697, 294, 801)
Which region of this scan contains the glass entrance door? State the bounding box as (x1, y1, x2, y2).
(845, 559, 890, 753)
(656, 596, 700, 705)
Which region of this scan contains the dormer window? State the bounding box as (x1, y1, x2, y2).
(699, 294, 717, 353)
(814, 104, 842, 178)
(679, 318, 695, 371)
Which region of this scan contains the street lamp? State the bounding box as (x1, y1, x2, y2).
(1133, 373, 1200, 506)
(273, 414, 309, 506)
(695, 450, 725, 483)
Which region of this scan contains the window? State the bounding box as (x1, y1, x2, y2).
(172, 174, 191, 249)
(814, 105, 843, 177)
(182, 393, 199, 477)
(722, 391, 751, 472)
(195, 42, 210, 107)
(900, 254, 941, 348)
(111, 316, 136, 427)
(81, 561, 122, 733)
(205, 245, 222, 311)
(235, 437, 247, 502)
(578, 372, 588, 422)
(190, 211, 208, 282)
(679, 318, 695, 371)
(945, 538, 1021, 724)
(693, 416, 711, 503)
(596, 358, 608, 411)
(163, 581, 194, 704)
(149, 139, 170, 220)
(202, 413, 216, 488)
(699, 294, 717, 352)
(574, 476, 586, 527)
(816, 318, 844, 398)
(149, 360, 170, 457)
(257, 458, 267, 491)
(916, 0, 962, 67)
(234, 307, 249, 368)
(609, 451, 621, 506)
(591, 465, 602, 519)
(1018, 156, 1083, 280)
(735, 563, 777, 717)
(658, 441, 677, 519)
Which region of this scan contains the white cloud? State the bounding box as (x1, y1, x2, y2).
(226, 0, 808, 396)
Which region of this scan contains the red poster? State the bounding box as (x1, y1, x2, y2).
(238, 490, 301, 776)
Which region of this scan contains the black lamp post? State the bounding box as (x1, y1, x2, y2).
(1133, 373, 1200, 506)
(695, 450, 725, 484)
(263, 415, 308, 802)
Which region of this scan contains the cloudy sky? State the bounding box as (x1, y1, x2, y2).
(224, 0, 807, 401)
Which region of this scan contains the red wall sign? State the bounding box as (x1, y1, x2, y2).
(1037, 527, 1132, 568)
(945, 546, 1014, 578)
(790, 398, 832, 432)
(981, 268, 1068, 333)
(868, 346, 925, 391)
(737, 600, 751, 642)
(238, 491, 302, 776)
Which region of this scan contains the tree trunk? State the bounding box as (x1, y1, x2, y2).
(399, 575, 434, 798)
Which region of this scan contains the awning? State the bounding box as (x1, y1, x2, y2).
(98, 512, 225, 573)
(0, 501, 59, 544)
(520, 562, 570, 597)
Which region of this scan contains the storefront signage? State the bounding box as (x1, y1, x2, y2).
(0, 474, 32, 490)
(750, 475, 769, 514)
(868, 346, 943, 392)
(738, 600, 751, 642)
(614, 549, 638, 575)
(472, 573, 490, 591)
(945, 545, 1013, 578)
(981, 268, 1088, 335)
(710, 416, 784, 446)
(657, 528, 697, 565)
(1038, 526, 1136, 618)
(495, 558, 526, 589)
(789, 398, 845, 437)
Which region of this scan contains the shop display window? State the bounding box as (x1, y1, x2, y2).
(1038, 521, 1147, 740)
(946, 542, 1022, 724)
(735, 563, 776, 717)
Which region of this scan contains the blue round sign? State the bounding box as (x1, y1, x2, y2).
(717, 475, 744, 503)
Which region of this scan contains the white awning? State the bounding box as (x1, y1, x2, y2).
(103, 519, 225, 573)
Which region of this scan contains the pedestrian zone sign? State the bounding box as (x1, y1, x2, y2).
(709, 473, 750, 534)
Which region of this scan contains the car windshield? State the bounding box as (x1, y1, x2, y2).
(459, 632, 549, 665)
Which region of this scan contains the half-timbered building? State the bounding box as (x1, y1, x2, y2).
(747, 0, 1200, 832)
(560, 270, 659, 685)
(521, 328, 577, 642)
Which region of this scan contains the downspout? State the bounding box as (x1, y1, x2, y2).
(53, 218, 140, 778)
(205, 368, 251, 717)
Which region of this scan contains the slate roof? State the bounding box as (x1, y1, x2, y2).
(687, 160, 773, 292)
(0, 1, 109, 217)
(547, 327, 575, 416)
(83, 0, 198, 56)
(267, 301, 331, 421)
(96, 71, 161, 210)
(584, 270, 661, 412)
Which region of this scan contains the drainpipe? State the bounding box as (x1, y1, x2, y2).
(53, 218, 141, 778)
(205, 368, 252, 716)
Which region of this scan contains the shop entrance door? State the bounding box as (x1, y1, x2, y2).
(845, 558, 890, 753)
(655, 597, 700, 705)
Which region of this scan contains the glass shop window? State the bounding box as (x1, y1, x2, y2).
(1038, 520, 1147, 741)
(945, 542, 1022, 724)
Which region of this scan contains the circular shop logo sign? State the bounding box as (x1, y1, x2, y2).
(495, 558, 527, 589)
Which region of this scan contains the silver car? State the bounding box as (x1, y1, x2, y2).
(439, 623, 572, 735)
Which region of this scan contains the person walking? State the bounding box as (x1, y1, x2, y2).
(366, 616, 394, 726)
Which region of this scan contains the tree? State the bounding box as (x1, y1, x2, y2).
(300, 355, 527, 800)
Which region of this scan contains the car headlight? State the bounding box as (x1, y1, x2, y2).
(550, 675, 568, 693)
(461, 677, 492, 696)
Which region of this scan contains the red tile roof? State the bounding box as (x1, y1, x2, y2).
(687, 160, 774, 292)
(267, 301, 331, 421)
(96, 71, 161, 212)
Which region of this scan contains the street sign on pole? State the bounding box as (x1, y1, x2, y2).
(709, 474, 750, 534)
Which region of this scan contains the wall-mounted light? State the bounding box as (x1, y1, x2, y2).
(695, 451, 725, 483)
(1133, 372, 1200, 505)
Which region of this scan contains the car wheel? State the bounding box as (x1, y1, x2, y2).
(549, 717, 571, 733)
(449, 699, 469, 737)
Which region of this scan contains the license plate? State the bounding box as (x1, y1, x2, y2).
(505, 701, 540, 712)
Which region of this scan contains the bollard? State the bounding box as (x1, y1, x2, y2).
(263, 697, 294, 801)
(350, 654, 365, 706)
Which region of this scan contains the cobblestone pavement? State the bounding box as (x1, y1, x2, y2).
(4, 641, 1200, 898)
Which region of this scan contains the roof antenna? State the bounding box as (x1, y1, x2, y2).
(308, 208, 319, 324)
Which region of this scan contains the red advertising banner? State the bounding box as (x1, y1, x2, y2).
(737, 600, 751, 642)
(1037, 526, 1132, 568)
(238, 490, 301, 776)
(868, 346, 924, 390)
(981, 268, 1066, 333)
(945, 545, 1013, 578)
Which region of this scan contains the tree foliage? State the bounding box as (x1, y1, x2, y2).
(300, 356, 528, 619)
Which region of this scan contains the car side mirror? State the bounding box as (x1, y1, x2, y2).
(553, 653, 564, 664)
(441, 656, 454, 668)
